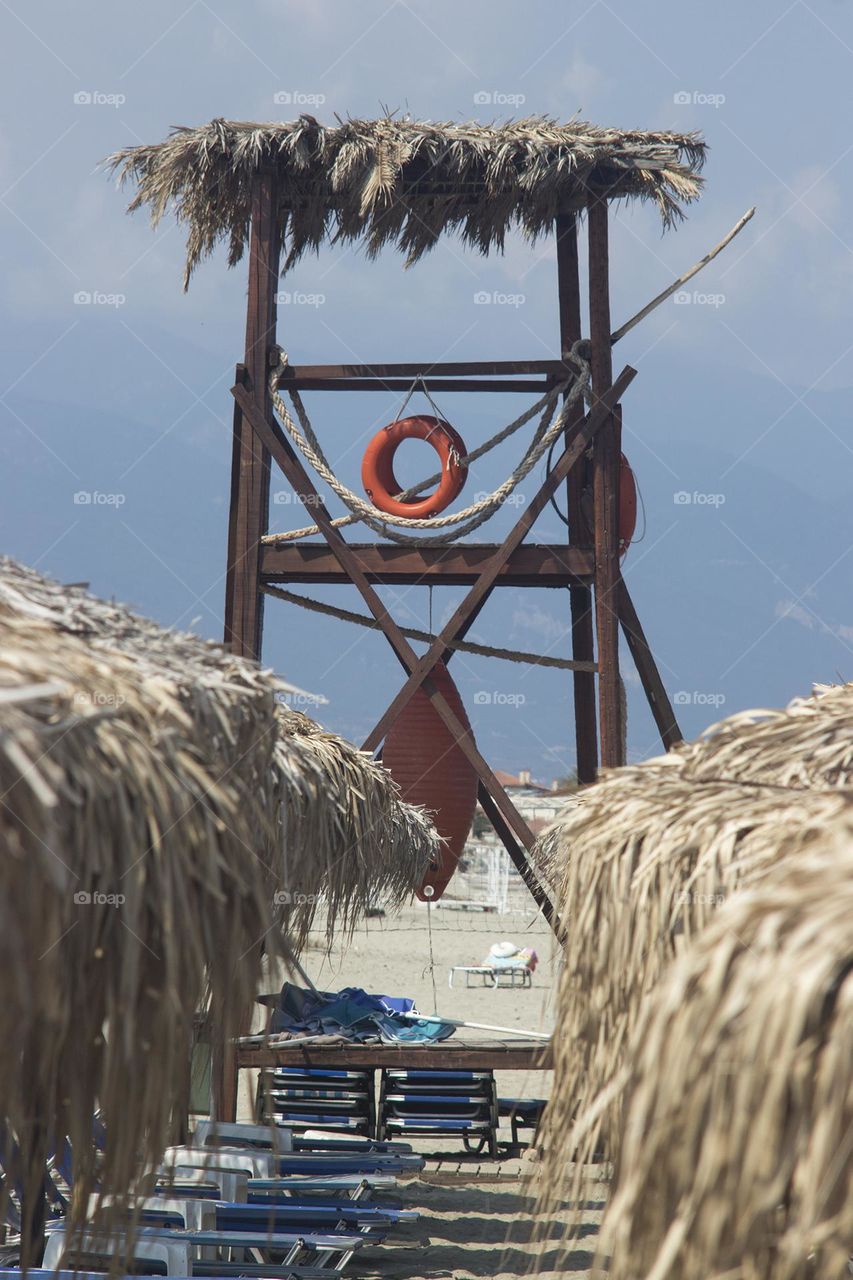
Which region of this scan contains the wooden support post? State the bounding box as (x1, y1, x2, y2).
(224, 172, 281, 659)
(587, 197, 626, 768)
(556, 212, 598, 784)
(217, 173, 280, 1124)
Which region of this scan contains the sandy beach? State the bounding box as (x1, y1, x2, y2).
(293, 900, 557, 1098)
(240, 900, 600, 1278)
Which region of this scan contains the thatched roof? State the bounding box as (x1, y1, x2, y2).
(596, 816, 853, 1280)
(536, 682, 853, 1203)
(106, 116, 706, 286)
(0, 558, 437, 1249)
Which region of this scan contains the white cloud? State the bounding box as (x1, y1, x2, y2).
(775, 598, 815, 630)
(512, 603, 565, 644)
(776, 598, 853, 648)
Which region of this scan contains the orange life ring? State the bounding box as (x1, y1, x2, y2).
(361, 415, 467, 519)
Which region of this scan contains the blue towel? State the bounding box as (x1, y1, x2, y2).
(270, 983, 454, 1043)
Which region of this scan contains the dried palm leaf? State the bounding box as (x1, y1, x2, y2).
(105, 115, 706, 287)
(0, 558, 437, 1256)
(596, 816, 853, 1280)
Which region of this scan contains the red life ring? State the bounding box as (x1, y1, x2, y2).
(361, 415, 467, 519)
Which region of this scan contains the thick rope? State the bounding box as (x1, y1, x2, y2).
(264, 379, 569, 544)
(265, 346, 591, 546)
(262, 584, 599, 673)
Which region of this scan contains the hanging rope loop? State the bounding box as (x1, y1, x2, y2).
(266, 344, 591, 546)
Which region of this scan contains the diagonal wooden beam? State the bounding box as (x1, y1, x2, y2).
(360, 365, 637, 755)
(476, 785, 562, 934)
(232, 383, 544, 889)
(618, 579, 683, 750)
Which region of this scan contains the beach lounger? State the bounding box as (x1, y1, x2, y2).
(0, 1273, 339, 1280)
(42, 1228, 193, 1276)
(90, 1189, 415, 1234)
(43, 1223, 368, 1275)
(448, 964, 532, 988)
(498, 1096, 547, 1146)
(175, 1140, 422, 1173)
(158, 1165, 399, 1203)
(193, 1118, 411, 1156)
(165, 1143, 424, 1176)
(192, 1121, 292, 1153)
(378, 1069, 499, 1157)
(257, 1069, 375, 1139)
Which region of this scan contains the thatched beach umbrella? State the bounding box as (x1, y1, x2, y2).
(536, 683, 853, 1194)
(0, 557, 438, 1253)
(595, 816, 853, 1280)
(105, 115, 706, 288)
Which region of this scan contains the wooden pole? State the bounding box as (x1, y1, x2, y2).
(587, 196, 626, 768)
(224, 172, 281, 660)
(217, 172, 280, 1123)
(617, 579, 683, 750)
(556, 212, 598, 784)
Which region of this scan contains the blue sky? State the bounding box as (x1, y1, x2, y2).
(1, 0, 851, 780)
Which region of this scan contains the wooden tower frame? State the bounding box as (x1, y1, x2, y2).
(106, 114, 714, 1123)
(223, 176, 682, 938)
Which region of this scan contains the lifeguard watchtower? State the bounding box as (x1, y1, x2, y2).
(111, 114, 706, 929)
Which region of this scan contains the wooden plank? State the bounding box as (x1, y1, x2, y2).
(618, 579, 683, 750)
(587, 197, 625, 768)
(231, 383, 545, 891)
(281, 377, 554, 393)
(236, 1039, 551, 1071)
(223, 172, 281, 660)
(274, 358, 569, 382)
(359, 366, 636, 759)
(556, 211, 599, 785)
(261, 543, 595, 587)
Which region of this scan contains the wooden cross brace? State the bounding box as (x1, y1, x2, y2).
(232, 363, 636, 936)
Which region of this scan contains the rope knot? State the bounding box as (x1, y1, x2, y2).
(270, 346, 290, 390)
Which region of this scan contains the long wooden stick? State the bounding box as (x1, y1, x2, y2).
(400, 1012, 550, 1040)
(611, 206, 756, 345)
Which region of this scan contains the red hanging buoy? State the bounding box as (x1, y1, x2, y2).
(619, 453, 638, 555)
(382, 662, 478, 902)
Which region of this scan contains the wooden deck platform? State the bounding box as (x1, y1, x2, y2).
(236, 1037, 551, 1072)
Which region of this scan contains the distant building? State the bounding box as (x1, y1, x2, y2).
(489, 769, 568, 834)
(453, 768, 578, 909)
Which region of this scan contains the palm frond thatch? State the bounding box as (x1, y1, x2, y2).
(596, 817, 853, 1280)
(0, 557, 438, 1250)
(105, 116, 706, 287)
(536, 682, 853, 1197)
